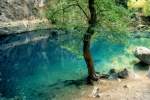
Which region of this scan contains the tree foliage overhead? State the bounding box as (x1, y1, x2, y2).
(46, 0, 88, 29)
(128, 0, 150, 16)
(143, 0, 150, 16)
(46, 0, 132, 56)
(47, 0, 131, 35)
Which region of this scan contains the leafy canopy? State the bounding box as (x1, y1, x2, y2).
(46, 0, 131, 37)
(46, 0, 131, 56)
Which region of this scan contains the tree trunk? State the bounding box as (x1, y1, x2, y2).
(83, 0, 98, 81)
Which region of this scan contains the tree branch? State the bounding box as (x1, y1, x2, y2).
(75, 1, 89, 20)
(50, 3, 77, 19)
(50, 2, 89, 22)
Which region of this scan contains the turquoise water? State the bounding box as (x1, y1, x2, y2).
(0, 30, 150, 100)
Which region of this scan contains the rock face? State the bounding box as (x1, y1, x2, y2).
(0, 0, 51, 35)
(134, 47, 150, 64)
(0, 0, 47, 22)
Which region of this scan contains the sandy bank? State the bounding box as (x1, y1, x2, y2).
(76, 73, 150, 100)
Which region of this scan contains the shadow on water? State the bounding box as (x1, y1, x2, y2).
(30, 78, 86, 100)
(134, 62, 149, 72)
(48, 79, 86, 89)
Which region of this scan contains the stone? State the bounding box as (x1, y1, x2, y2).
(90, 87, 101, 98)
(99, 74, 109, 79)
(0, 0, 47, 22)
(117, 79, 121, 82)
(123, 85, 128, 88)
(134, 47, 150, 64)
(108, 68, 118, 80)
(109, 68, 116, 74)
(118, 68, 129, 79)
(95, 93, 101, 98)
(108, 73, 118, 80)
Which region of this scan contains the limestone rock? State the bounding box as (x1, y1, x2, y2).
(134, 47, 150, 64)
(0, 0, 47, 22)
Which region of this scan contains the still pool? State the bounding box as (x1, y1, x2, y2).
(0, 29, 150, 100)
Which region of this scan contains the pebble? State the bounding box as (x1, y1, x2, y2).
(118, 79, 121, 82)
(90, 86, 101, 98)
(123, 85, 128, 88)
(95, 93, 101, 98)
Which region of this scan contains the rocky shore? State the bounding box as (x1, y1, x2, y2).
(79, 75, 150, 100)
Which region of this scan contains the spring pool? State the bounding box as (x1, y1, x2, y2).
(0, 29, 150, 100)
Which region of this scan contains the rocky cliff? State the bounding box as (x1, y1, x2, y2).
(0, 0, 51, 35)
(0, 0, 47, 22)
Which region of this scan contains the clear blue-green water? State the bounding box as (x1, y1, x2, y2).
(0, 30, 150, 100)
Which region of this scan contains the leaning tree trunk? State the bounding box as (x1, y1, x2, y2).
(83, 0, 98, 81)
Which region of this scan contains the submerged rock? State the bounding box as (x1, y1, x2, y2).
(109, 69, 116, 75)
(118, 68, 128, 79)
(134, 47, 150, 64)
(108, 68, 118, 80)
(99, 68, 129, 80)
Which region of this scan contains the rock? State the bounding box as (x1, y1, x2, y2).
(134, 47, 150, 64)
(123, 85, 128, 88)
(0, 0, 47, 22)
(0, 0, 50, 35)
(118, 68, 128, 79)
(108, 73, 118, 80)
(95, 93, 101, 98)
(90, 87, 101, 98)
(109, 68, 116, 74)
(99, 69, 129, 80)
(108, 68, 118, 80)
(99, 74, 109, 79)
(117, 79, 121, 82)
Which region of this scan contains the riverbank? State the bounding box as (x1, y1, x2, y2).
(1, 71, 150, 100)
(53, 71, 150, 100)
(78, 73, 150, 100)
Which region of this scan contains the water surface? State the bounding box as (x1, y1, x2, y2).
(0, 29, 149, 100)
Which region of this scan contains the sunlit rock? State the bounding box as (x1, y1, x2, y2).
(134, 47, 150, 64)
(90, 86, 101, 98)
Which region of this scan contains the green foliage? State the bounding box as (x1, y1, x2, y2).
(46, 0, 131, 56)
(46, 0, 131, 36)
(143, 0, 150, 16)
(96, 0, 130, 30)
(46, 0, 88, 29)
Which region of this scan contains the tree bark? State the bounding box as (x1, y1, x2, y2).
(83, 0, 98, 80)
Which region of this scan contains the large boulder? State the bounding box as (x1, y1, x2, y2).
(134, 47, 150, 64)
